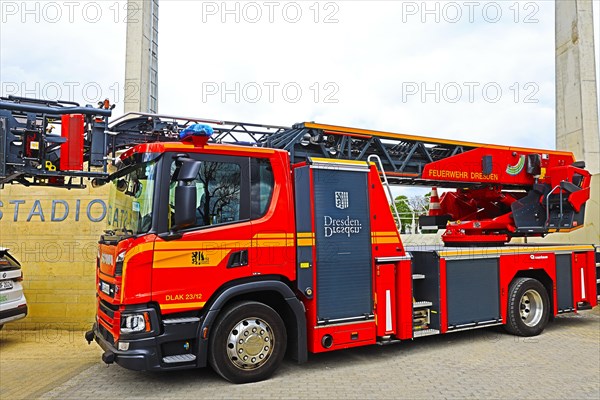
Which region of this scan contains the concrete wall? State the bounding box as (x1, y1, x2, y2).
(0, 185, 108, 330)
(555, 0, 600, 175)
(124, 0, 159, 114)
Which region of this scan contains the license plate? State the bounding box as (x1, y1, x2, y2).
(101, 281, 111, 296)
(0, 294, 8, 303)
(0, 281, 13, 291)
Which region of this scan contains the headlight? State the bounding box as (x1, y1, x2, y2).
(121, 313, 149, 334)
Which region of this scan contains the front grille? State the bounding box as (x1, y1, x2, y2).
(98, 323, 115, 345)
(99, 299, 116, 319)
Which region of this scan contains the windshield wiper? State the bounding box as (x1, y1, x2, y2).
(100, 228, 135, 245)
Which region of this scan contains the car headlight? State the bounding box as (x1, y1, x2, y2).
(121, 313, 149, 334)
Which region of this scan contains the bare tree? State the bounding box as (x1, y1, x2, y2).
(393, 193, 431, 233)
(197, 162, 241, 225)
(407, 194, 430, 215)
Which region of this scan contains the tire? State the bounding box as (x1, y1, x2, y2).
(209, 301, 287, 383)
(505, 277, 550, 336)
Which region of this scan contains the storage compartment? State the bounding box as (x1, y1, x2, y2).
(311, 167, 373, 323)
(410, 251, 441, 334)
(446, 258, 501, 328)
(556, 254, 573, 312)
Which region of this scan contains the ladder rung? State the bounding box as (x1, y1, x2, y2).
(413, 301, 432, 308)
(413, 329, 440, 338)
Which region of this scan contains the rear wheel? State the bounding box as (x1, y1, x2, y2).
(209, 301, 287, 383)
(505, 277, 549, 336)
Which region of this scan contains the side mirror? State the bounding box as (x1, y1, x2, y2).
(173, 183, 197, 231)
(171, 157, 201, 231)
(174, 158, 201, 181)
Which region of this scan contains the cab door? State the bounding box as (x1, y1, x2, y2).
(151, 154, 252, 313)
(249, 156, 296, 278)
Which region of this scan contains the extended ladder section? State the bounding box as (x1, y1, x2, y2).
(267, 122, 481, 187)
(260, 122, 591, 242)
(0, 97, 113, 188)
(0, 97, 592, 244)
(0, 97, 288, 188)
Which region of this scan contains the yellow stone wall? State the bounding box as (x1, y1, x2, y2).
(0, 184, 109, 330)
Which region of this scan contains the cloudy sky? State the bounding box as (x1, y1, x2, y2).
(1, 1, 599, 167)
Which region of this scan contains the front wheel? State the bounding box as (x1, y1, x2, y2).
(505, 277, 550, 336)
(209, 301, 287, 383)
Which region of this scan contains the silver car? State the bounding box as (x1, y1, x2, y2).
(0, 248, 28, 329)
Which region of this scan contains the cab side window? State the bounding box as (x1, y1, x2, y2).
(194, 161, 242, 226)
(250, 158, 274, 219)
(168, 158, 245, 229)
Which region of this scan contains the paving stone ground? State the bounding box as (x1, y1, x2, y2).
(1, 308, 598, 400)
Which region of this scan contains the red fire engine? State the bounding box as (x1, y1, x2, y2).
(0, 97, 597, 383)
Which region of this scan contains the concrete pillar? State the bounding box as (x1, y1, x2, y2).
(124, 0, 159, 114)
(555, 0, 600, 174)
(554, 0, 599, 246)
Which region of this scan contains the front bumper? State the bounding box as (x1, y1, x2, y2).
(88, 319, 205, 371)
(92, 322, 161, 370)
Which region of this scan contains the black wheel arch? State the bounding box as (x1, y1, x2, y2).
(196, 279, 307, 368)
(513, 269, 555, 321)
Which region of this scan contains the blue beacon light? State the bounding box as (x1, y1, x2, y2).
(179, 124, 214, 146)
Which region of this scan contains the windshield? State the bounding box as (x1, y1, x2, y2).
(107, 161, 157, 235)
